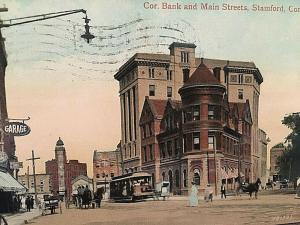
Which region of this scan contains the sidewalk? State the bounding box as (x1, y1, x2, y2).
(4, 208, 41, 225)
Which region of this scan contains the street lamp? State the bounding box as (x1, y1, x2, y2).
(0, 9, 95, 43)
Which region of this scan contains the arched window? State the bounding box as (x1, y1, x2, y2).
(168, 170, 173, 192)
(175, 170, 180, 188)
(193, 169, 200, 185)
(183, 170, 187, 187)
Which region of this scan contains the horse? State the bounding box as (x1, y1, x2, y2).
(82, 186, 92, 209)
(242, 178, 261, 199)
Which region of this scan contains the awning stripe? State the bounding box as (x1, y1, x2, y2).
(0, 170, 26, 193)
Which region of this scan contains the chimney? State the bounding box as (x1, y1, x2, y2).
(200, 57, 204, 64)
(213, 67, 221, 81)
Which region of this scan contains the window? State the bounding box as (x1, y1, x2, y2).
(110, 173, 114, 178)
(149, 67, 155, 78)
(181, 51, 189, 63)
(96, 174, 100, 178)
(183, 68, 190, 82)
(167, 86, 172, 98)
(160, 143, 166, 158)
(143, 125, 146, 138)
(174, 138, 179, 156)
(102, 173, 106, 178)
(167, 70, 173, 80)
(193, 169, 200, 185)
(175, 170, 180, 188)
(183, 170, 187, 187)
(149, 85, 155, 96)
(183, 135, 187, 152)
(192, 105, 200, 120)
(162, 172, 166, 181)
(193, 132, 200, 150)
(148, 123, 152, 136)
(143, 146, 147, 162)
(208, 105, 215, 120)
(208, 136, 215, 149)
(238, 89, 243, 100)
(238, 74, 244, 84)
(167, 141, 172, 157)
(149, 144, 153, 160)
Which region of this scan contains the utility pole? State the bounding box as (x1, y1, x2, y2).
(27, 150, 40, 206)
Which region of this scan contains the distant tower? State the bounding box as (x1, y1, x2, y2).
(55, 137, 67, 195)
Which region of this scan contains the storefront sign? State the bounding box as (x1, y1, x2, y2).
(3, 122, 31, 136)
(10, 161, 23, 170)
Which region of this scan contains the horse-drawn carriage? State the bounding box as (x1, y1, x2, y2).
(153, 181, 170, 200)
(42, 195, 60, 215)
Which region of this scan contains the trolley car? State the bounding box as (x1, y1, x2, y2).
(110, 172, 154, 202)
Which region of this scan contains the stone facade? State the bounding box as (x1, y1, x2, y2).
(258, 129, 268, 186)
(270, 144, 285, 181)
(139, 62, 252, 195)
(45, 138, 87, 197)
(18, 173, 51, 195)
(114, 42, 263, 182)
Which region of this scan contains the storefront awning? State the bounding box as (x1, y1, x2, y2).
(0, 170, 26, 193)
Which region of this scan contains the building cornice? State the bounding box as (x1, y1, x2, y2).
(114, 57, 170, 81)
(224, 66, 263, 84)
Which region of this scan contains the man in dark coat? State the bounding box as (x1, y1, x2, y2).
(25, 196, 31, 212)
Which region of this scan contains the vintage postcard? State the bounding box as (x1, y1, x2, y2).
(0, 0, 299, 225)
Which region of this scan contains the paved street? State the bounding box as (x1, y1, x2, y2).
(24, 194, 300, 225)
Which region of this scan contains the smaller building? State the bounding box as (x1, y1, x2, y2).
(71, 175, 93, 195)
(270, 143, 285, 181)
(93, 150, 121, 194)
(18, 173, 51, 195)
(45, 138, 87, 198)
(258, 129, 268, 187)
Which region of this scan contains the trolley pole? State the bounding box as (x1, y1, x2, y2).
(27, 150, 40, 206)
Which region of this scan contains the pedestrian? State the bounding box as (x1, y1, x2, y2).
(25, 196, 31, 212)
(95, 187, 104, 208)
(205, 184, 213, 202)
(221, 183, 226, 199)
(30, 196, 34, 209)
(189, 181, 198, 207)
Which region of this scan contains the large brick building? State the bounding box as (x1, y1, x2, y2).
(93, 150, 121, 193)
(0, 30, 16, 174)
(45, 138, 87, 197)
(139, 62, 252, 195)
(114, 42, 263, 182)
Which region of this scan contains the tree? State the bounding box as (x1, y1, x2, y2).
(279, 113, 300, 180)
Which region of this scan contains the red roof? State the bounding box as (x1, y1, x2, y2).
(184, 63, 221, 86)
(148, 99, 168, 116)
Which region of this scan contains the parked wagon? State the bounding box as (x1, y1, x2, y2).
(153, 181, 170, 200)
(42, 195, 60, 215)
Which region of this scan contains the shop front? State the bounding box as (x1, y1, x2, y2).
(0, 169, 26, 213)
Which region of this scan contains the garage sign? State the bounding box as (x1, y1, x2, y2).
(3, 122, 31, 136)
